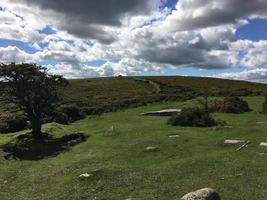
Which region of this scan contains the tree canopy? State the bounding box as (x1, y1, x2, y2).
(0, 63, 68, 140)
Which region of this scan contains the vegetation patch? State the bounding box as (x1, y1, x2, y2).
(1, 76, 267, 134)
(210, 97, 251, 113)
(168, 107, 216, 127)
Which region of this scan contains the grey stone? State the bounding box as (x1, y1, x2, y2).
(260, 142, 267, 147)
(224, 139, 245, 145)
(79, 173, 92, 179)
(145, 146, 160, 152)
(168, 134, 180, 138)
(141, 109, 181, 116)
(181, 188, 220, 200)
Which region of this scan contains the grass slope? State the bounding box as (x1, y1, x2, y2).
(1, 76, 267, 133)
(146, 76, 267, 96)
(0, 96, 267, 199)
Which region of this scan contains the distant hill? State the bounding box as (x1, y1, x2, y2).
(1, 76, 267, 133)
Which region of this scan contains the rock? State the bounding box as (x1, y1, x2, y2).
(168, 134, 180, 138)
(79, 173, 92, 178)
(256, 122, 267, 124)
(224, 139, 245, 145)
(181, 188, 220, 200)
(260, 142, 267, 147)
(141, 109, 181, 116)
(62, 132, 86, 146)
(145, 146, 160, 152)
(67, 138, 82, 146)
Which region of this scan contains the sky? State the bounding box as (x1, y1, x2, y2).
(0, 0, 267, 82)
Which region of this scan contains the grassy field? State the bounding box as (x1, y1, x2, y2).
(0, 96, 267, 199)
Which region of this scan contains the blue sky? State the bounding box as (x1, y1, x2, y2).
(0, 0, 267, 81)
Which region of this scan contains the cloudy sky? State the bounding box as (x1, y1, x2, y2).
(0, 0, 267, 82)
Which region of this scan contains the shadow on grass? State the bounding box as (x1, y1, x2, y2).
(1, 132, 87, 160)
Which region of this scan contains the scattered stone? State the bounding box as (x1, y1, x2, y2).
(181, 188, 221, 200)
(62, 132, 86, 146)
(93, 169, 102, 174)
(168, 134, 180, 138)
(256, 122, 267, 124)
(108, 126, 117, 134)
(145, 146, 160, 152)
(260, 142, 267, 147)
(79, 173, 92, 179)
(67, 139, 82, 146)
(224, 140, 245, 145)
(259, 152, 267, 155)
(141, 109, 181, 116)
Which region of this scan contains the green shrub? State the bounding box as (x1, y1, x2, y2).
(211, 97, 250, 113)
(53, 104, 85, 123)
(168, 107, 216, 127)
(0, 113, 28, 133)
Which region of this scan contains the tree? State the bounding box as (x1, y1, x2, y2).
(0, 63, 68, 140)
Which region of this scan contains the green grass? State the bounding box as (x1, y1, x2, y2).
(0, 96, 267, 199)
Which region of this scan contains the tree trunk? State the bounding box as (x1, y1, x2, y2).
(30, 117, 42, 141)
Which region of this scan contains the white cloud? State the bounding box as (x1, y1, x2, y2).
(162, 0, 267, 32)
(236, 40, 267, 69)
(218, 68, 267, 82)
(0, 46, 39, 63)
(47, 58, 161, 78)
(0, 0, 267, 79)
(0, 8, 45, 42)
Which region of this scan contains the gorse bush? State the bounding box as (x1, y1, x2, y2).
(210, 97, 250, 114)
(168, 107, 216, 127)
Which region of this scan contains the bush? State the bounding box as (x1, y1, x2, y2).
(168, 107, 216, 127)
(0, 113, 28, 133)
(210, 97, 250, 114)
(262, 95, 267, 114)
(53, 104, 85, 123)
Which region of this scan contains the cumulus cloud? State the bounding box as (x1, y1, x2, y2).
(47, 58, 160, 78)
(0, 46, 39, 63)
(163, 0, 267, 32)
(231, 40, 267, 69)
(218, 68, 267, 82)
(0, 8, 45, 42)
(0, 0, 267, 79)
(8, 0, 162, 43)
(92, 22, 239, 70)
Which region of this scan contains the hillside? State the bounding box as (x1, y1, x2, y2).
(1, 76, 267, 133)
(0, 96, 267, 199)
